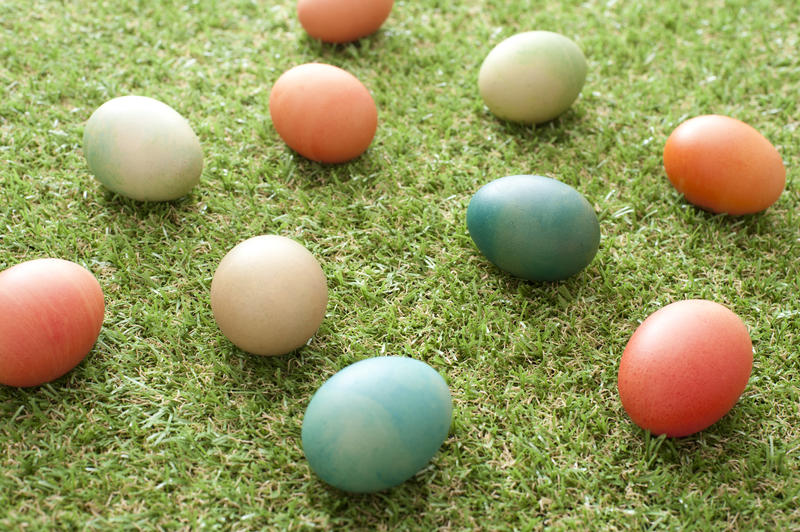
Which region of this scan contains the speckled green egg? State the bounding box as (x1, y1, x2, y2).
(301, 357, 452, 493)
(467, 175, 600, 281)
(83, 95, 203, 201)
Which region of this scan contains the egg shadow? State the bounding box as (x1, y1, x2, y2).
(303, 467, 440, 527)
(299, 30, 391, 65)
(470, 251, 594, 307)
(278, 148, 385, 192)
(482, 105, 590, 149)
(674, 201, 787, 238)
(96, 186, 200, 215)
(0, 360, 100, 424)
(210, 338, 334, 399)
(461, 248, 615, 369)
(618, 400, 762, 474)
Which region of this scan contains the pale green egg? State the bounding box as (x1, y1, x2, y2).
(479, 31, 587, 124)
(83, 95, 203, 201)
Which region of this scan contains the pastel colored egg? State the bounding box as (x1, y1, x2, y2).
(269, 63, 377, 164)
(663, 114, 785, 215)
(0, 258, 105, 387)
(83, 95, 203, 201)
(298, 0, 394, 43)
(618, 300, 753, 437)
(478, 31, 587, 124)
(466, 175, 600, 281)
(302, 356, 452, 493)
(210, 235, 328, 356)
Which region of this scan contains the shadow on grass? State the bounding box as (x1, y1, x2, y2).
(469, 252, 595, 310)
(490, 106, 587, 144)
(623, 403, 759, 473)
(474, 103, 592, 164)
(96, 188, 201, 220)
(0, 363, 97, 420)
(278, 149, 385, 191)
(299, 29, 391, 62)
(303, 473, 438, 527)
(212, 340, 329, 394)
(674, 201, 784, 237)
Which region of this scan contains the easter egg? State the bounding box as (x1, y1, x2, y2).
(269, 63, 377, 164)
(466, 175, 600, 281)
(302, 356, 452, 493)
(83, 95, 203, 201)
(210, 235, 328, 356)
(618, 300, 753, 437)
(478, 31, 587, 124)
(298, 0, 394, 43)
(663, 115, 785, 215)
(0, 258, 105, 387)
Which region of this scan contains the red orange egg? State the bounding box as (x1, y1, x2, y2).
(297, 0, 394, 43)
(269, 63, 377, 164)
(663, 115, 785, 215)
(617, 300, 753, 437)
(0, 258, 105, 387)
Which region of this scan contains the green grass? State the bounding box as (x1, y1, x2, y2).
(1, 0, 799, 529)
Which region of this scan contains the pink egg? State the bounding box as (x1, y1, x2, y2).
(618, 300, 753, 437)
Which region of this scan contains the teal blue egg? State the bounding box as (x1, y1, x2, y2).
(301, 357, 452, 493)
(466, 175, 600, 281)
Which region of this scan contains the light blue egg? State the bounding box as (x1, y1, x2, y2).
(301, 357, 452, 493)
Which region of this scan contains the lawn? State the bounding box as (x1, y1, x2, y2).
(1, 0, 799, 529)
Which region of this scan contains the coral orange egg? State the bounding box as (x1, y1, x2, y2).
(663, 115, 785, 215)
(0, 259, 105, 387)
(298, 0, 394, 43)
(617, 300, 753, 438)
(269, 63, 377, 164)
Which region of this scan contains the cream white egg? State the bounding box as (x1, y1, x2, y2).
(210, 235, 328, 356)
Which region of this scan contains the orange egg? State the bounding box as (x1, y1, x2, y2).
(297, 0, 394, 43)
(618, 300, 753, 437)
(269, 63, 377, 164)
(663, 115, 785, 215)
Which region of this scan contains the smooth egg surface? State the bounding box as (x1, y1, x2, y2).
(467, 175, 600, 281)
(210, 235, 328, 356)
(298, 0, 394, 43)
(618, 299, 753, 437)
(269, 63, 377, 164)
(83, 95, 203, 201)
(663, 114, 785, 215)
(302, 356, 452, 493)
(478, 31, 587, 124)
(0, 259, 105, 387)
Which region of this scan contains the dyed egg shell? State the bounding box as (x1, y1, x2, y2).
(269, 63, 377, 164)
(210, 235, 328, 356)
(618, 300, 753, 437)
(298, 0, 394, 43)
(663, 115, 785, 215)
(467, 175, 600, 281)
(302, 356, 452, 493)
(0, 259, 105, 387)
(478, 31, 587, 124)
(83, 95, 203, 201)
